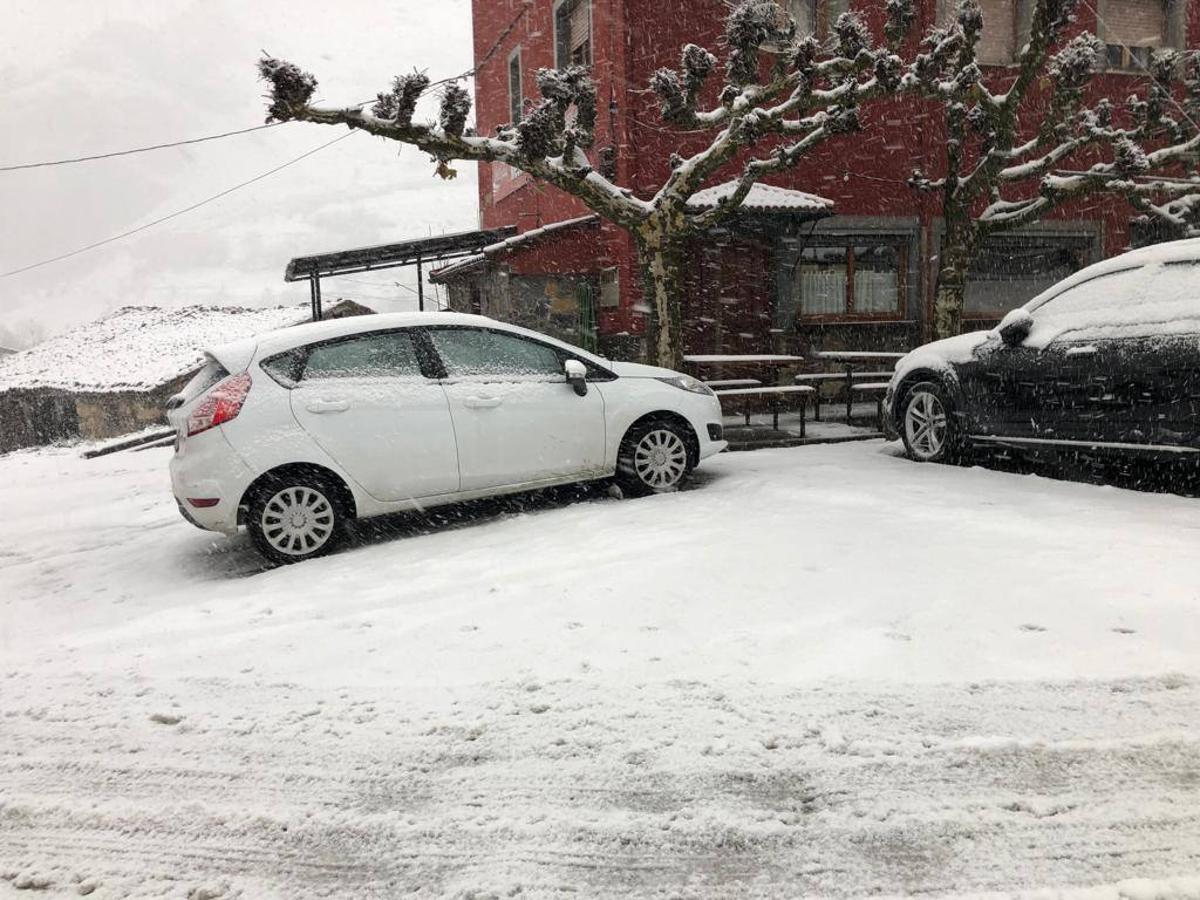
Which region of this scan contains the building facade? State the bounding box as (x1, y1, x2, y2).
(433, 0, 1199, 360)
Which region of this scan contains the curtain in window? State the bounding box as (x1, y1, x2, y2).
(555, 0, 591, 67)
(977, 0, 1016, 63)
(568, 0, 591, 65)
(796, 246, 849, 317)
(852, 244, 900, 314)
(785, 0, 816, 35)
(508, 53, 522, 123)
(1102, 0, 1168, 46)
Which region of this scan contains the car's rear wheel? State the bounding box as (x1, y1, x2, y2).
(248, 477, 344, 565)
(901, 381, 958, 463)
(616, 419, 692, 495)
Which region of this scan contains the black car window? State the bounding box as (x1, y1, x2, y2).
(1026, 267, 1148, 347)
(301, 331, 423, 379)
(259, 349, 304, 386)
(428, 328, 564, 379)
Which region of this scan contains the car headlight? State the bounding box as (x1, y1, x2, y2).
(655, 374, 713, 395)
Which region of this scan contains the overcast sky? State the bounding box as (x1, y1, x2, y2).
(0, 0, 480, 347)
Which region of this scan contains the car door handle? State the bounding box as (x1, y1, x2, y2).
(463, 396, 503, 409)
(305, 399, 350, 414)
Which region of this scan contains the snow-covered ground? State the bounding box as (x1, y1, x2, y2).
(2, 440, 1199, 898)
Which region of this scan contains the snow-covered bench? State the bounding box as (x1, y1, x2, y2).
(793, 370, 895, 422)
(714, 384, 816, 433)
(850, 382, 891, 430)
(703, 378, 762, 389)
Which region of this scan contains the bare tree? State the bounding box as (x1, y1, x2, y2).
(258, 0, 918, 368)
(910, 0, 1200, 340)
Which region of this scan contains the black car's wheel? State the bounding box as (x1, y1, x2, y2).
(616, 419, 693, 496)
(900, 380, 959, 463)
(247, 475, 345, 565)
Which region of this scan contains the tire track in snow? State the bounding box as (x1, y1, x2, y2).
(2, 673, 1200, 898)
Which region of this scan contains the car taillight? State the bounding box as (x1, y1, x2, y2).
(187, 372, 252, 437)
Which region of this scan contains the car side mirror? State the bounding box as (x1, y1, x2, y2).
(997, 308, 1034, 347)
(564, 359, 588, 396)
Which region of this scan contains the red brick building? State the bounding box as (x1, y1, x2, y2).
(433, 0, 1198, 360)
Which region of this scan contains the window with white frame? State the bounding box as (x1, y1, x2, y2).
(508, 49, 522, 124)
(555, 0, 591, 68)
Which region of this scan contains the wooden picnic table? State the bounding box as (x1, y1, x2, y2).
(686, 355, 808, 433)
(812, 352, 903, 423)
(684, 354, 806, 364)
(815, 351, 906, 361)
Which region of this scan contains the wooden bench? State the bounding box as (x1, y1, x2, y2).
(714, 385, 816, 434)
(703, 378, 762, 389)
(793, 371, 896, 421)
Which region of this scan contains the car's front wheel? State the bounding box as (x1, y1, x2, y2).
(247, 475, 345, 565)
(616, 419, 693, 495)
(901, 381, 959, 463)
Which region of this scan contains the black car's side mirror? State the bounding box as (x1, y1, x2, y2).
(564, 359, 588, 396)
(997, 308, 1034, 347)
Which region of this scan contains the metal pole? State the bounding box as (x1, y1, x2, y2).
(416, 254, 424, 312)
(309, 274, 323, 321)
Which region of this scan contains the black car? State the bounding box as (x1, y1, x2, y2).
(885, 239, 1200, 469)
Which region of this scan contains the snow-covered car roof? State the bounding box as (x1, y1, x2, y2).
(212, 311, 609, 372)
(0, 304, 313, 394)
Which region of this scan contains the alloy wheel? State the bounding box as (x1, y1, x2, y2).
(633, 428, 688, 490)
(905, 390, 949, 461)
(260, 486, 336, 557)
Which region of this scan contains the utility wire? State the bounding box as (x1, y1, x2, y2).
(0, 131, 355, 279)
(0, 122, 286, 172)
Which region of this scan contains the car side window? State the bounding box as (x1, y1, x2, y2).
(1026, 267, 1148, 347)
(428, 328, 564, 379)
(301, 331, 423, 380)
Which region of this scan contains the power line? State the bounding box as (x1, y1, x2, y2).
(0, 122, 286, 172)
(0, 131, 356, 279)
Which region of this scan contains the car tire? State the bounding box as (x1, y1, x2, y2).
(615, 419, 693, 496)
(247, 473, 346, 565)
(900, 380, 960, 464)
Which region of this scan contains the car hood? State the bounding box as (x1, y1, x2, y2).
(893, 329, 993, 384)
(608, 360, 683, 379)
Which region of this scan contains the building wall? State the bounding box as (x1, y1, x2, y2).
(0, 389, 80, 454)
(0, 374, 190, 454)
(470, 0, 1200, 355)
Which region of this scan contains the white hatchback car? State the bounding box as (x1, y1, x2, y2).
(168, 312, 727, 563)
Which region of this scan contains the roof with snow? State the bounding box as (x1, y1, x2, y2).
(481, 215, 601, 257)
(0, 304, 319, 393)
(429, 253, 487, 282)
(685, 181, 834, 215)
(429, 216, 601, 283)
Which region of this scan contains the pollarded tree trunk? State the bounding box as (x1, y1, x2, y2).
(635, 223, 688, 371)
(932, 217, 979, 341)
